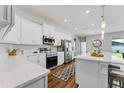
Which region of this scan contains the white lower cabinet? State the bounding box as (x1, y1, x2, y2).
(38, 53, 46, 67)
(22, 76, 47, 88)
(57, 52, 64, 66)
(27, 53, 46, 68)
(75, 59, 99, 88)
(24, 53, 48, 88)
(99, 63, 108, 88)
(75, 59, 109, 88)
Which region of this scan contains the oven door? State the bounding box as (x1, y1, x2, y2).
(46, 56, 57, 69)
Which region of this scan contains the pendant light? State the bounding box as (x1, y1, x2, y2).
(101, 5, 106, 40)
(101, 29, 105, 40)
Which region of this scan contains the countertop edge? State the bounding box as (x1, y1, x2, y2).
(75, 55, 124, 65)
(15, 70, 50, 88)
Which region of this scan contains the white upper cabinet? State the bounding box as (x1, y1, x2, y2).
(0, 5, 14, 29)
(21, 18, 42, 44)
(0, 5, 15, 40)
(54, 31, 62, 46)
(4, 14, 43, 44)
(43, 23, 54, 37)
(43, 23, 63, 46)
(4, 14, 21, 43)
(32, 23, 43, 44)
(21, 18, 34, 44)
(3, 13, 72, 45)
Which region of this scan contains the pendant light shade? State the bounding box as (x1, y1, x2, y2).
(101, 30, 105, 40)
(101, 20, 106, 29)
(101, 5, 106, 40)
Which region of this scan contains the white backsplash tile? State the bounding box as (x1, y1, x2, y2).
(0, 43, 57, 55)
(0, 44, 13, 55)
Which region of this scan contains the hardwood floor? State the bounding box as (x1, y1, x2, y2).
(48, 61, 78, 88)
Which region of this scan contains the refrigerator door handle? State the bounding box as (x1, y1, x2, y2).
(66, 48, 68, 51)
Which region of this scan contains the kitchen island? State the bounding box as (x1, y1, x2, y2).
(75, 52, 124, 88)
(0, 55, 50, 88)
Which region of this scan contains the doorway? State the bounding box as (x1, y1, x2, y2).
(81, 42, 86, 54)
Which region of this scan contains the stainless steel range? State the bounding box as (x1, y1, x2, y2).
(38, 48, 58, 69)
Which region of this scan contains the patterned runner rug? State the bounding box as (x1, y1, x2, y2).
(52, 63, 74, 81)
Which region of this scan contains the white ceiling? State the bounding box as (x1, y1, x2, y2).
(16, 5, 124, 36)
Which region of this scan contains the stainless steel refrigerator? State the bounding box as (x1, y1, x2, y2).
(64, 40, 72, 63)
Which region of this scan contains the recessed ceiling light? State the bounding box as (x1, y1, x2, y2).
(91, 24, 95, 26)
(64, 18, 68, 22)
(85, 10, 90, 14)
(74, 27, 78, 30)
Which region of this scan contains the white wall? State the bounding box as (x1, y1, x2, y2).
(86, 31, 124, 52)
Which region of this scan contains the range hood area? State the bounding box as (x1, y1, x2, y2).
(0, 5, 14, 40)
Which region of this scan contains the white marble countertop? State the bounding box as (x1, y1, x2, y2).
(75, 52, 124, 65)
(0, 55, 50, 88)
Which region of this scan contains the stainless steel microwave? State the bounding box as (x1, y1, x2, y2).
(43, 35, 55, 45)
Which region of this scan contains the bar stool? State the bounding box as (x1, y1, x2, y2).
(108, 65, 124, 88)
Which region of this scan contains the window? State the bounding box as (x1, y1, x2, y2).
(112, 38, 124, 58)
